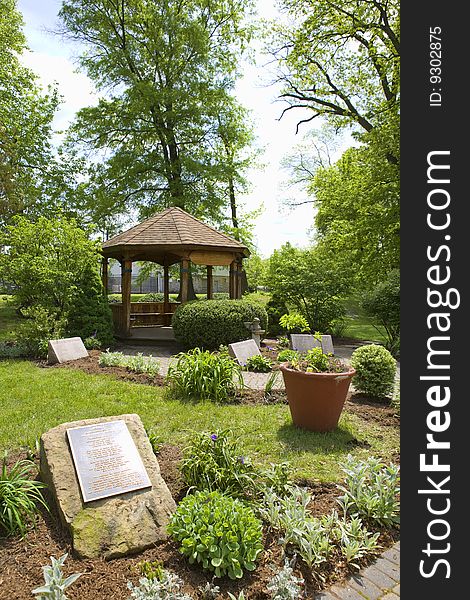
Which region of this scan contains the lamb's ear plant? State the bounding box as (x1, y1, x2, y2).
(32, 553, 82, 599)
(127, 570, 193, 600)
(337, 455, 400, 527)
(266, 559, 305, 600)
(0, 453, 49, 537)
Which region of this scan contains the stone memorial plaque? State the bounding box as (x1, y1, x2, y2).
(228, 339, 261, 366)
(67, 420, 152, 502)
(321, 335, 335, 355)
(290, 334, 322, 353)
(48, 337, 89, 364)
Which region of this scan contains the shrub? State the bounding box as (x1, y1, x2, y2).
(166, 348, 242, 402)
(246, 354, 272, 372)
(0, 341, 26, 359)
(66, 263, 114, 346)
(139, 293, 178, 303)
(17, 306, 66, 358)
(265, 295, 289, 337)
(32, 554, 82, 599)
(181, 430, 258, 497)
(172, 299, 267, 350)
(277, 349, 299, 363)
(267, 243, 350, 331)
(0, 455, 49, 537)
(362, 270, 400, 356)
(279, 313, 309, 334)
(350, 344, 396, 398)
(337, 455, 400, 527)
(127, 571, 192, 600)
(276, 335, 290, 349)
(168, 490, 264, 579)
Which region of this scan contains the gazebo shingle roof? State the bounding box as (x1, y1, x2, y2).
(102, 207, 249, 255)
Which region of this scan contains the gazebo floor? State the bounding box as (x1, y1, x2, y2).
(117, 326, 176, 342)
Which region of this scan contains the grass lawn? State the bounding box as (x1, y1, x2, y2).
(0, 360, 398, 482)
(343, 296, 387, 343)
(0, 295, 20, 341)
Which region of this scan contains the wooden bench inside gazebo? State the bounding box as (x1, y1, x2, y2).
(101, 207, 250, 340)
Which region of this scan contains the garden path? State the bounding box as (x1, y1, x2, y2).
(315, 542, 400, 599)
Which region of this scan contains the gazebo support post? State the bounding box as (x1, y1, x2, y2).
(229, 260, 236, 299)
(101, 257, 108, 296)
(206, 265, 213, 299)
(181, 259, 190, 303)
(121, 259, 132, 337)
(163, 264, 170, 312)
(236, 260, 243, 299)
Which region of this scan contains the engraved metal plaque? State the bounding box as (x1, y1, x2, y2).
(66, 420, 152, 502)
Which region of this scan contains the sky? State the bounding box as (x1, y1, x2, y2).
(17, 0, 348, 257)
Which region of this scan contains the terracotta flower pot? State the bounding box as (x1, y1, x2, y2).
(280, 365, 356, 432)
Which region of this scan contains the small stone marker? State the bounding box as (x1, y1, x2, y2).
(321, 335, 335, 355)
(67, 420, 152, 503)
(228, 338, 261, 365)
(290, 334, 322, 353)
(47, 337, 88, 364)
(40, 414, 176, 559)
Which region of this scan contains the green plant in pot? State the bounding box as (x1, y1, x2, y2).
(280, 347, 356, 432)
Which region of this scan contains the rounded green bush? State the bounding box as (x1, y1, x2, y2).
(350, 344, 397, 398)
(171, 299, 268, 350)
(168, 490, 263, 579)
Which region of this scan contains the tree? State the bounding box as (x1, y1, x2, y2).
(60, 0, 255, 223)
(0, 0, 60, 227)
(267, 243, 353, 332)
(311, 130, 399, 285)
(362, 269, 400, 355)
(272, 0, 399, 162)
(0, 215, 113, 346)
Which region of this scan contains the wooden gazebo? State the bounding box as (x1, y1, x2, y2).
(101, 207, 250, 339)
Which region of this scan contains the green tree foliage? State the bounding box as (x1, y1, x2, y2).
(362, 269, 400, 355)
(312, 136, 399, 285)
(0, 0, 60, 227)
(0, 216, 113, 346)
(67, 263, 114, 345)
(267, 243, 352, 332)
(60, 0, 255, 223)
(243, 252, 267, 292)
(272, 0, 400, 159)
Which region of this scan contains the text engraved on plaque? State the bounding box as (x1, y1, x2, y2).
(66, 420, 152, 502)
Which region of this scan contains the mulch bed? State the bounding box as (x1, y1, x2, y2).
(0, 445, 399, 600)
(2, 349, 400, 598)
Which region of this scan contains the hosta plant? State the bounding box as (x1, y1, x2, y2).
(32, 554, 81, 599)
(127, 571, 192, 600)
(246, 354, 272, 372)
(167, 348, 242, 402)
(0, 455, 48, 537)
(168, 490, 263, 579)
(337, 455, 400, 527)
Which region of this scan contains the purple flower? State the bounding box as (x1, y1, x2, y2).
(238, 456, 245, 465)
(211, 434, 218, 441)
